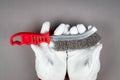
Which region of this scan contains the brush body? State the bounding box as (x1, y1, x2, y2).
(10, 26, 101, 51)
(53, 33, 101, 51)
(51, 26, 101, 51)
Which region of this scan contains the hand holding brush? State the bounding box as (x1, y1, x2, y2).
(10, 21, 102, 80)
(67, 24, 102, 80)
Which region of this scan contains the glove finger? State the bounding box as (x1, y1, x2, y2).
(88, 25, 92, 30)
(40, 21, 50, 33)
(54, 23, 66, 35)
(40, 21, 50, 47)
(70, 26, 78, 34)
(77, 24, 86, 34)
(63, 24, 70, 35)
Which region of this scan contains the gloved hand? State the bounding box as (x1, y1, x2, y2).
(67, 24, 103, 80)
(31, 22, 69, 80)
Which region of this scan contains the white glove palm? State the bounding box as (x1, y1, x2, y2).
(68, 24, 102, 80)
(31, 22, 69, 80)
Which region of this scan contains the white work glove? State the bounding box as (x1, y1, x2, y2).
(31, 22, 70, 80)
(67, 24, 103, 80)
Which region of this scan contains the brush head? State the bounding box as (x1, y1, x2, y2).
(52, 33, 101, 51)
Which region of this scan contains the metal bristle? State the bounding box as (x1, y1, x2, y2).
(53, 33, 101, 51)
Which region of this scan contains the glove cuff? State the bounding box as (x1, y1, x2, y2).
(38, 78, 64, 80)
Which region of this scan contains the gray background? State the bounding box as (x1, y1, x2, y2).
(0, 0, 120, 80)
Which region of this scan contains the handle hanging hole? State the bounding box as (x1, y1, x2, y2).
(13, 36, 21, 42)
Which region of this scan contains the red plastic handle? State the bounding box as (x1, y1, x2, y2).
(10, 32, 50, 45)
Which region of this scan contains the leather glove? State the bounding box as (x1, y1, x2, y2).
(67, 24, 103, 80)
(31, 22, 69, 80)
